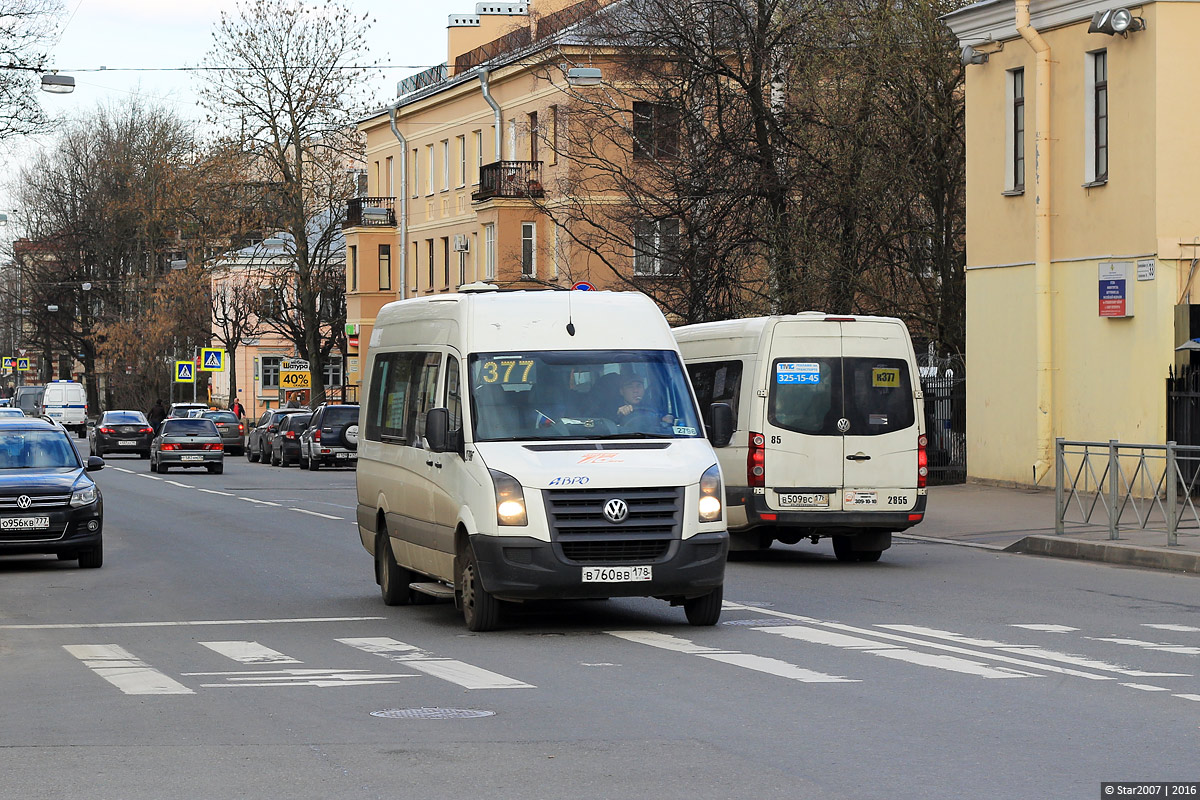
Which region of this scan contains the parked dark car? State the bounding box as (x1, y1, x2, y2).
(201, 410, 245, 455)
(0, 417, 104, 568)
(150, 418, 224, 474)
(89, 410, 154, 458)
(270, 413, 311, 467)
(246, 407, 309, 464)
(298, 403, 359, 470)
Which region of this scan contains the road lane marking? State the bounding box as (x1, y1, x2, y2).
(1175, 694, 1200, 702)
(338, 637, 535, 689)
(138, 474, 163, 481)
(1088, 637, 1200, 656)
(199, 641, 302, 664)
(878, 625, 1190, 678)
(606, 630, 857, 683)
(64, 644, 193, 695)
(111, 467, 134, 473)
(1144, 624, 1200, 633)
(240, 497, 282, 506)
(182, 668, 412, 688)
(1011, 624, 1078, 632)
(757, 626, 1034, 679)
(198, 489, 234, 497)
(1121, 683, 1170, 692)
(164, 480, 191, 488)
(1, 616, 385, 630)
(290, 508, 343, 520)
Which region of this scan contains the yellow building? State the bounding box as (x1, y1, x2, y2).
(944, 0, 1200, 485)
(343, 0, 655, 393)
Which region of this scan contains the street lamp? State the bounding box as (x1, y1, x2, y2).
(39, 73, 74, 94)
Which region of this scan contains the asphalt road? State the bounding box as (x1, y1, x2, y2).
(1, 444, 1197, 800)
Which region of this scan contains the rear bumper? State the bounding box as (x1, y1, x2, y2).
(159, 452, 223, 466)
(95, 435, 152, 452)
(469, 531, 727, 601)
(727, 487, 927, 532)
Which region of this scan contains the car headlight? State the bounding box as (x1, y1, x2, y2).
(70, 484, 98, 507)
(490, 469, 528, 526)
(698, 463, 723, 523)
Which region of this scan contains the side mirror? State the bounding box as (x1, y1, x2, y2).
(425, 407, 450, 453)
(708, 402, 734, 448)
(86, 455, 104, 471)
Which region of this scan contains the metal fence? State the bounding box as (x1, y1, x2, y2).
(1054, 438, 1200, 547)
(920, 375, 966, 485)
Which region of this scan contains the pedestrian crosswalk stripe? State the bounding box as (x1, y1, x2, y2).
(607, 630, 857, 683)
(1011, 624, 1078, 632)
(200, 641, 302, 665)
(1088, 637, 1200, 656)
(183, 668, 411, 689)
(64, 644, 194, 695)
(1144, 624, 1200, 633)
(1121, 683, 1170, 692)
(338, 637, 535, 689)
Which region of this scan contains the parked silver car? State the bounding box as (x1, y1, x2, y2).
(298, 403, 359, 470)
(201, 410, 245, 455)
(150, 418, 224, 474)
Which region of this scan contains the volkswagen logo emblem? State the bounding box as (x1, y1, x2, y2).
(837, 418, 851, 433)
(16, 495, 32, 510)
(603, 498, 629, 523)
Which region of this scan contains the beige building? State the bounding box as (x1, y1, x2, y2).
(944, 0, 1200, 484)
(343, 0, 653, 394)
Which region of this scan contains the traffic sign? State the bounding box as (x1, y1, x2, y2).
(174, 361, 195, 383)
(200, 348, 226, 371)
(16, 357, 30, 371)
(2, 357, 12, 370)
(571, 281, 595, 291)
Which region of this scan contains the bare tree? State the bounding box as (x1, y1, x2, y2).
(209, 272, 263, 406)
(0, 0, 62, 141)
(198, 0, 370, 401)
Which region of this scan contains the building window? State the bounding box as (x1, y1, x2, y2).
(378, 244, 391, 291)
(484, 223, 496, 279)
(411, 148, 419, 198)
(441, 139, 450, 191)
(457, 135, 466, 187)
(385, 156, 393, 196)
(549, 104, 559, 165)
(412, 241, 420, 293)
(349, 245, 357, 291)
(633, 219, 681, 276)
(1085, 50, 1109, 185)
(442, 237, 450, 288)
(323, 356, 343, 388)
(633, 101, 679, 160)
(427, 239, 435, 289)
(528, 111, 538, 163)
(521, 222, 535, 277)
(1007, 68, 1025, 193)
(473, 130, 483, 183)
(261, 356, 282, 391)
(426, 144, 435, 195)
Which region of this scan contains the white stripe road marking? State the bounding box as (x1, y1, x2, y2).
(138, 474, 163, 481)
(199, 641, 302, 664)
(757, 626, 1034, 679)
(1121, 683, 1170, 692)
(240, 497, 281, 506)
(0, 616, 385, 630)
(198, 489, 234, 497)
(164, 480, 191, 488)
(877, 625, 1190, 678)
(1175, 694, 1200, 702)
(338, 637, 535, 689)
(1011, 624, 1078, 632)
(63, 644, 193, 695)
(722, 603, 1113, 680)
(606, 630, 857, 683)
(181, 668, 413, 689)
(289, 508, 343, 520)
(111, 467, 134, 473)
(1089, 637, 1200, 656)
(1144, 624, 1200, 633)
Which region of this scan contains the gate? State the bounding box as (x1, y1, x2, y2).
(1166, 364, 1200, 485)
(920, 375, 966, 485)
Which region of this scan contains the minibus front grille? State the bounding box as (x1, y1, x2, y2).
(544, 486, 682, 563)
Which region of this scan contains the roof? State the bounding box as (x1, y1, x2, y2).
(0, 417, 58, 430)
(942, 0, 1118, 45)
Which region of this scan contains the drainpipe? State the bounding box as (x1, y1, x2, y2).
(479, 68, 503, 161)
(1016, 0, 1054, 484)
(387, 104, 407, 300)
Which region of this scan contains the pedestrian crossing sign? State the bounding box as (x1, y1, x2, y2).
(174, 361, 195, 383)
(200, 348, 226, 371)
(16, 357, 30, 371)
(2, 357, 12, 370)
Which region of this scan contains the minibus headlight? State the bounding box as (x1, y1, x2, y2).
(698, 463, 723, 523)
(490, 469, 528, 526)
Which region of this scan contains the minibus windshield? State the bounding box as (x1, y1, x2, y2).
(469, 350, 704, 441)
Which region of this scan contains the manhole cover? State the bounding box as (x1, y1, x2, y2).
(370, 707, 495, 720)
(721, 618, 798, 627)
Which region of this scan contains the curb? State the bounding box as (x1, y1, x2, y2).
(1005, 535, 1200, 575)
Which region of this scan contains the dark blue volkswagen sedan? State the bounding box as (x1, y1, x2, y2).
(0, 417, 104, 568)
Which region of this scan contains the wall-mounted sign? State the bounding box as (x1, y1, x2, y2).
(1099, 261, 1133, 318)
(1137, 258, 1156, 281)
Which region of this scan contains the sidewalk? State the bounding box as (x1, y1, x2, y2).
(901, 483, 1200, 574)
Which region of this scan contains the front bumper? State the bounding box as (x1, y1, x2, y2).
(0, 502, 103, 556)
(469, 531, 727, 601)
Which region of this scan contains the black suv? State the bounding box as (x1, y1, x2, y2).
(0, 417, 104, 568)
(246, 407, 309, 464)
(298, 404, 359, 470)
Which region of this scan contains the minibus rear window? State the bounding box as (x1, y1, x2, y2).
(769, 357, 914, 436)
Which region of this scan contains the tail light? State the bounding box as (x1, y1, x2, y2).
(748, 432, 766, 488)
(313, 429, 321, 442)
(139, 427, 153, 434)
(160, 443, 180, 451)
(917, 434, 929, 489)
(285, 431, 296, 439)
(205, 443, 223, 451)
(238, 424, 244, 433)
(98, 427, 114, 434)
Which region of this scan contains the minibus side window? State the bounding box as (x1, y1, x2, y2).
(843, 358, 914, 434)
(768, 357, 841, 435)
(409, 352, 443, 444)
(366, 353, 414, 443)
(444, 355, 462, 432)
(686, 360, 743, 427)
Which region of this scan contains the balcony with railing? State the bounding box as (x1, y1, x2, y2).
(344, 197, 396, 228)
(472, 162, 545, 203)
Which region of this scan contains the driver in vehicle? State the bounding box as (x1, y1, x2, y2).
(615, 376, 673, 427)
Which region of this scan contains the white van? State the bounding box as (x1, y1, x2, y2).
(42, 380, 88, 438)
(356, 287, 732, 631)
(674, 314, 927, 562)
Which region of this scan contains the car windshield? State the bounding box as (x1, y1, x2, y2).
(103, 412, 147, 424)
(468, 350, 704, 441)
(285, 415, 311, 431)
(204, 411, 239, 424)
(322, 406, 359, 426)
(0, 429, 80, 470)
(161, 419, 219, 436)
